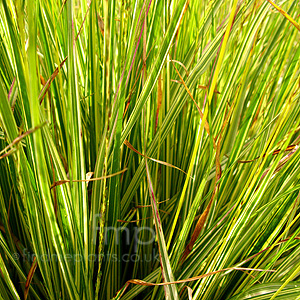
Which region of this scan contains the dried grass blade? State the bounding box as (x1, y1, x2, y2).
(124, 139, 188, 175)
(24, 256, 37, 300)
(266, 0, 300, 31)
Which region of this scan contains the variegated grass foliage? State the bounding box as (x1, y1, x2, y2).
(0, 0, 300, 299)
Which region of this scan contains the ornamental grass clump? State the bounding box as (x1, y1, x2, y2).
(0, 0, 300, 299)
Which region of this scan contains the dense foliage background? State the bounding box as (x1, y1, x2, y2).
(0, 0, 300, 299)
